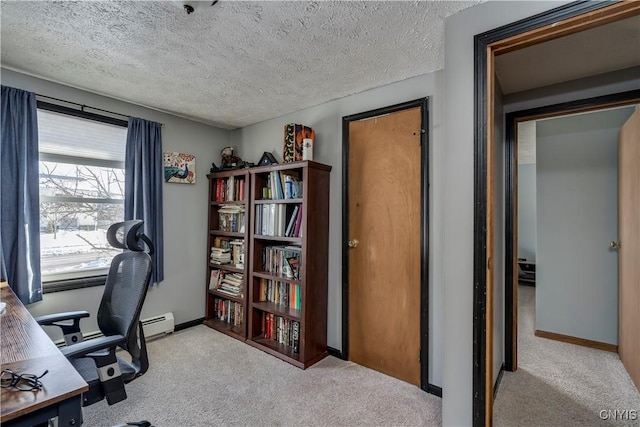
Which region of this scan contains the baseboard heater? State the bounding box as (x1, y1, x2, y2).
(54, 312, 175, 348)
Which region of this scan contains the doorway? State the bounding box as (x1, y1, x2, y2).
(493, 102, 640, 425)
(341, 98, 430, 391)
(504, 92, 640, 371)
(473, 2, 640, 426)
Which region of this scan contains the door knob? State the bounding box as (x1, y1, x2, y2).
(348, 239, 359, 248)
(609, 241, 621, 249)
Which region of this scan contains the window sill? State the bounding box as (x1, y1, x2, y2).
(43, 275, 107, 294)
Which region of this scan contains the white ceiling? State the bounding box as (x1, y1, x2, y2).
(0, 0, 480, 129)
(495, 14, 640, 95)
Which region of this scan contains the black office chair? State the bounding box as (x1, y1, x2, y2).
(36, 220, 154, 427)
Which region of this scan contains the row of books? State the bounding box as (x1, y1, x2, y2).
(262, 245, 302, 280)
(214, 176, 245, 202)
(210, 240, 244, 267)
(258, 279, 301, 310)
(261, 313, 299, 353)
(213, 298, 243, 326)
(255, 204, 302, 237)
(262, 170, 302, 200)
(210, 270, 244, 297)
(218, 205, 245, 233)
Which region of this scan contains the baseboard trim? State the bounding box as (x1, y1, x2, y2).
(328, 346, 344, 359)
(493, 363, 505, 400)
(534, 329, 617, 353)
(175, 317, 205, 332)
(427, 384, 442, 397)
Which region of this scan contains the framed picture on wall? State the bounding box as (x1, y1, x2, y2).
(164, 151, 196, 184)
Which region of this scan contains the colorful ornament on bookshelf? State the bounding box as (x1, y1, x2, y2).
(283, 123, 314, 162)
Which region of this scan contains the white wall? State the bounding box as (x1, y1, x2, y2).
(442, 2, 571, 425)
(231, 71, 445, 387)
(518, 164, 537, 261)
(1, 68, 232, 339)
(535, 107, 634, 345)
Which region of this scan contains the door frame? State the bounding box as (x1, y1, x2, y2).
(341, 98, 432, 393)
(503, 89, 640, 372)
(473, 1, 640, 426)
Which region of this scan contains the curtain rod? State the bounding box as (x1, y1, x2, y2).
(36, 94, 129, 119)
(36, 94, 164, 126)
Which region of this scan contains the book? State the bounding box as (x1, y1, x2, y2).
(293, 207, 303, 237)
(285, 205, 299, 237)
(281, 171, 301, 199)
(209, 269, 220, 290)
(292, 321, 299, 353)
(276, 204, 286, 236)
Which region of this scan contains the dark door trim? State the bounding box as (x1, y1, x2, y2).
(342, 98, 432, 393)
(472, 1, 636, 425)
(503, 89, 640, 371)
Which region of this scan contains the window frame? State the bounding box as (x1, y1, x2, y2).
(37, 101, 128, 293)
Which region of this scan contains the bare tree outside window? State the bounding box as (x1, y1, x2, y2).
(39, 160, 125, 279)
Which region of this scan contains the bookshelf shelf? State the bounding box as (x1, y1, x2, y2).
(248, 160, 331, 369)
(253, 235, 302, 244)
(208, 289, 244, 304)
(209, 263, 244, 274)
(254, 198, 303, 205)
(252, 271, 302, 285)
(203, 318, 245, 340)
(204, 169, 250, 341)
(247, 337, 303, 367)
(251, 301, 301, 320)
(211, 200, 245, 206)
(209, 230, 244, 238)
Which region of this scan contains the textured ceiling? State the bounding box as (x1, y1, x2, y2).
(496, 14, 640, 95)
(1, 0, 480, 129)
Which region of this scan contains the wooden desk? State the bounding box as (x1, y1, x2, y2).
(1, 282, 88, 426)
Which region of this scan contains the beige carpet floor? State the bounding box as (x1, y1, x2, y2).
(83, 325, 441, 427)
(494, 285, 640, 426)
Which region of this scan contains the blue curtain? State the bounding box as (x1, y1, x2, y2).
(125, 117, 164, 284)
(0, 86, 42, 304)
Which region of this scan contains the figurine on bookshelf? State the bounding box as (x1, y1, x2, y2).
(221, 147, 252, 170)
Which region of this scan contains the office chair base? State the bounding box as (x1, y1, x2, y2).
(113, 422, 153, 427)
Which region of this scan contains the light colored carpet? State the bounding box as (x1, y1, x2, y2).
(494, 285, 640, 426)
(83, 325, 441, 427)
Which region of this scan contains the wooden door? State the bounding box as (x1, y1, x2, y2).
(618, 108, 640, 391)
(347, 106, 422, 386)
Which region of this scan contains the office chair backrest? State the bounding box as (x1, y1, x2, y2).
(98, 220, 153, 377)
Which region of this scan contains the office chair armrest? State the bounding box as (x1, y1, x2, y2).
(35, 310, 90, 325)
(61, 335, 125, 359)
(36, 311, 91, 345)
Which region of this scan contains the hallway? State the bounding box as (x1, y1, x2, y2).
(494, 285, 640, 426)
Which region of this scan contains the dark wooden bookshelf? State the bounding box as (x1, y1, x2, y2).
(204, 169, 250, 341)
(248, 160, 331, 369)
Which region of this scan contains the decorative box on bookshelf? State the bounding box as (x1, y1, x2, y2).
(247, 160, 331, 369)
(204, 169, 250, 341)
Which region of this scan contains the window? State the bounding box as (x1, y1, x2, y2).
(37, 103, 128, 284)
